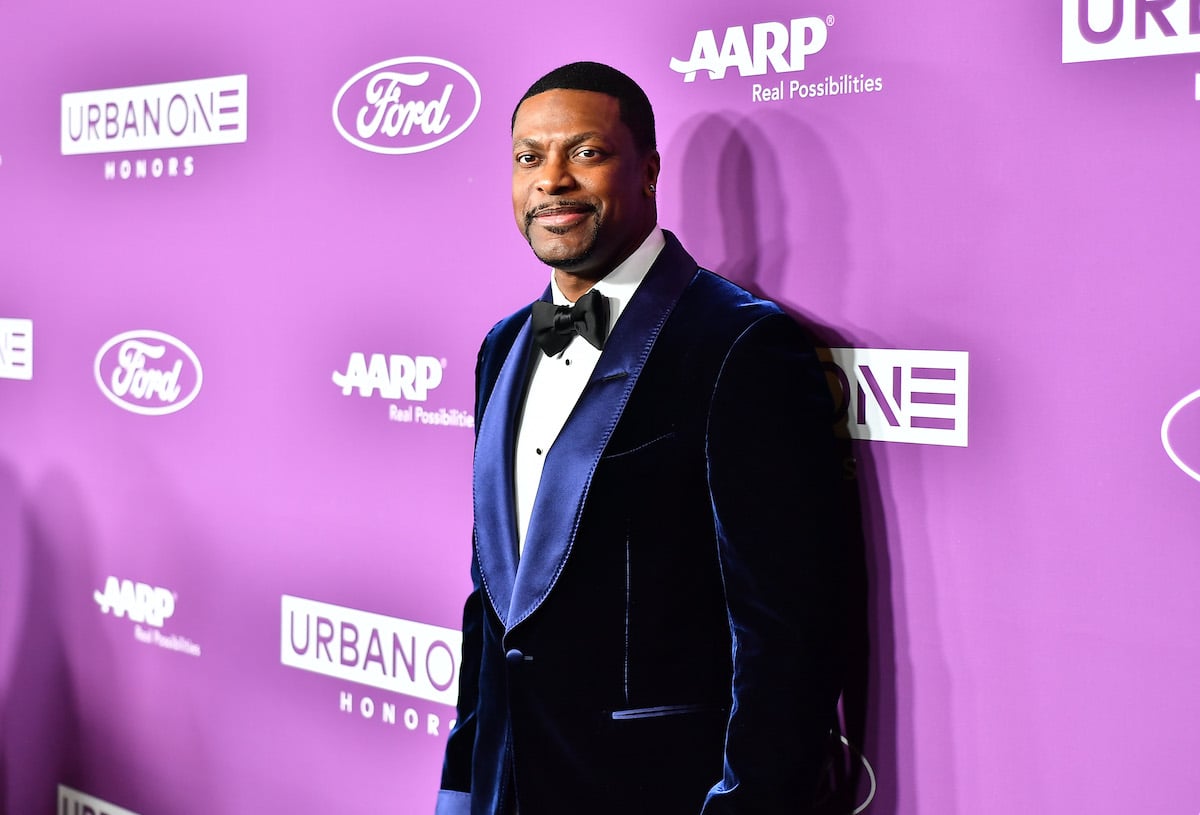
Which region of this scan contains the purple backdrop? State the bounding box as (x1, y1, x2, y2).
(3, 1, 1199, 813)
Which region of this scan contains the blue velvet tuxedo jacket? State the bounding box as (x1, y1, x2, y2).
(438, 232, 846, 815)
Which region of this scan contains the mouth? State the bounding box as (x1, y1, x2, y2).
(527, 201, 596, 231)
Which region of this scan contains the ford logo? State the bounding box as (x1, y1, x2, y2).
(332, 57, 481, 155)
(94, 330, 203, 416)
(1162, 389, 1200, 483)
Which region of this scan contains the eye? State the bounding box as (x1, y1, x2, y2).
(574, 147, 602, 161)
(515, 153, 539, 166)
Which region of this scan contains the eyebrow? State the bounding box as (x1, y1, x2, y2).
(513, 131, 607, 151)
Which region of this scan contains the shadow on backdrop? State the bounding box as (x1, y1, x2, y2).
(673, 110, 900, 814)
(0, 462, 114, 815)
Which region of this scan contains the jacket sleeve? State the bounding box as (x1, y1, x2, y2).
(436, 331, 501, 814)
(436, 552, 483, 815)
(700, 312, 847, 814)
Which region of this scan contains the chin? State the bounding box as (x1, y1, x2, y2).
(532, 239, 595, 270)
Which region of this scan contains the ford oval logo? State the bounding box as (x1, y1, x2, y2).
(332, 57, 481, 155)
(1162, 389, 1200, 483)
(94, 330, 203, 416)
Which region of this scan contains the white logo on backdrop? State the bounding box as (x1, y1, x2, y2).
(332, 57, 481, 154)
(281, 595, 460, 737)
(95, 576, 176, 627)
(1161, 389, 1200, 483)
(61, 74, 247, 155)
(821, 348, 970, 448)
(0, 317, 33, 381)
(333, 352, 444, 401)
(94, 575, 201, 656)
(1063, 0, 1200, 63)
(669, 17, 885, 104)
(670, 17, 831, 82)
(332, 351, 474, 428)
(281, 595, 461, 705)
(61, 74, 245, 181)
(94, 330, 203, 416)
(59, 785, 141, 815)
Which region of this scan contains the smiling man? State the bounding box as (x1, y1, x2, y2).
(437, 62, 847, 815)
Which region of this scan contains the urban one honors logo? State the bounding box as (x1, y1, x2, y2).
(333, 57, 481, 154)
(94, 330, 203, 415)
(59, 784, 141, 815)
(0, 317, 33, 381)
(821, 348, 969, 447)
(282, 595, 461, 737)
(1064, 0, 1200, 62)
(60, 74, 247, 180)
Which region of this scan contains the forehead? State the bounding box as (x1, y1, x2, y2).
(512, 89, 628, 143)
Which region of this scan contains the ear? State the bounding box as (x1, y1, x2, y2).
(643, 150, 661, 197)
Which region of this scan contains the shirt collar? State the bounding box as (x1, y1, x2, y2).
(549, 227, 666, 331)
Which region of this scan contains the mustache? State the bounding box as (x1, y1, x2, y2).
(525, 200, 597, 225)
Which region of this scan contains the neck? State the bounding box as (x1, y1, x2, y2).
(553, 270, 603, 302)
(552, 222, 656, 302)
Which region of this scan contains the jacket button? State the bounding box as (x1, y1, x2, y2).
(505, 648, 525, 664)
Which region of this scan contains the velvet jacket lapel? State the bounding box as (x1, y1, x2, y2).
(473, 232, 698, 633)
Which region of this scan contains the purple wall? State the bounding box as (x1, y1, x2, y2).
(3, 1, 1199, 813)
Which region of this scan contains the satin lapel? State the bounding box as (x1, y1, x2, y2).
(472, 320, 535, 628)
(508, 235, 698, 630)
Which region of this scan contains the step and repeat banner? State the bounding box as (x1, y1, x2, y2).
(2, 1, 1199, 813)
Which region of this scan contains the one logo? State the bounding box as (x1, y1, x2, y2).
(59, 785, 141, 815)
(94, 330, 203, 416)
(61, 74, 247, 155)
(281, 595, 461, 706)
(333, 57, 481, 154)
(94, 576, 176, 628)
(1162, 388, 1200, 482)
(821, 348, 969, 447)
(1063, 0, 1200, 63)
(0, 318, 32, 381)
(670, 17, 830, 82)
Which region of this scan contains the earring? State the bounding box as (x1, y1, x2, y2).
(648, 184, 656, 192)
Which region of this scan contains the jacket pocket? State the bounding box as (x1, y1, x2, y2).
(600, 430, 678, 460)
(609, 703, 718, 721)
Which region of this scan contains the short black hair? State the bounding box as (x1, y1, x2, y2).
(512, 61, 657, 153)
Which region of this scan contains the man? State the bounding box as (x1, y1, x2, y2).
(437, 62, 846, 815)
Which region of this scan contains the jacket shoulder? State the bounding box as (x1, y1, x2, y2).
(673, 268, 788, 341)
(474, 304, 531, 426)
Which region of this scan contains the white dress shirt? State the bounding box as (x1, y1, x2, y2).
(513, 227, 666, 554)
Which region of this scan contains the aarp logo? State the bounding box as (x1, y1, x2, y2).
(670, 17, 830, 82)
(333, 352, 444, 401)
(333, 57, 481, 154)
(95, 330, 203, 415)
(821, 348, 969, 447)
(94, 576, 176, 628)
(1063, 0, 1200, 62)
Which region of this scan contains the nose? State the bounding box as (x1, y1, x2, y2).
(537, 151, 576, 195)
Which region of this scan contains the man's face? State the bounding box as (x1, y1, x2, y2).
(512, 89, 659, 280)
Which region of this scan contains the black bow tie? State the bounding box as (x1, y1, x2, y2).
(530, 289, 610, 357)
